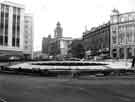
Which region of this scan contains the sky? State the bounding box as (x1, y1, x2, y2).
(1, 0, 135, 51)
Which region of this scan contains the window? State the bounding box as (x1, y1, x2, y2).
(12, 15, 16, 37)
(0, 10, 4, 35)
(120, 16, 124, 22)
(112, 49, 117, 58)
(5, 16, 8, 36)
(5, 5, 9, 13)
(112, 35, 117, 44)
(0, 22, 4, 35)
(17, 25, 20, 36)
(112, 16, 118, 23)
(16, 38, 20, 47)
(4, 36, 8, 46)
(127, 48, 132, 58)
(1, 4, 4, 12)
(17, 8, 20, 15)
(13, 7, 16, 14)
(128, 14, 133, 21)
(12, 25, 16, 37)
(17, 16, 20, 24)
(119, 48, 124, 58)
(0, 36, 3, 45)
(12, 38, 15, 46)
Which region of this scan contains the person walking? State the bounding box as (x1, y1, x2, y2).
(131, 56, 135, 69)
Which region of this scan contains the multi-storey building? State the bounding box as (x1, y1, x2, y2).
(0, 1, 33, 60)
(53, 22, 72, 56)
(58, 37, 72, 56)
(42, 22, 72, 57)
(83, 22, 110, 57)
(0, 1, 25, 60)
(23, 14, 33, 59)
(42, 35, 52, 54)
(110, 9, 135, 59)
(49, 37, 72, 57)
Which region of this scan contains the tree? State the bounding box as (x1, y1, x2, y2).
(70, 39, 85, 59)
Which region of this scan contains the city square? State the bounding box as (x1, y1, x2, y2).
(1, 0, 135, 102)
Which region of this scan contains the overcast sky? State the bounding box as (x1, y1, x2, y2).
(2, 0, 135, 51)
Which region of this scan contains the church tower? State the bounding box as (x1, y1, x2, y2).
(54, 22, 63, 39)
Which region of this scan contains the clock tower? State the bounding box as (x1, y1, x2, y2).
(54, 22, 63, 39)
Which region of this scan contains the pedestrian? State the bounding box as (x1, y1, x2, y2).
(131, 56, 135, 69)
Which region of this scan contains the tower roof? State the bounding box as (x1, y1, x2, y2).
(57, 21, 61, 26)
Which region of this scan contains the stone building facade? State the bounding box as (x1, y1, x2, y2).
(110, 10, 135, 59)
(0, 1, 25, 60)
(42, 22, 72, 57)
(42, 35, 52, 54)
(83, 22, 110, 57)
(0, 1, 33, 60)
(23, 14, 33, 59)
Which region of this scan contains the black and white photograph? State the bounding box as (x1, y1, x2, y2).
(0, 0, 135, 102)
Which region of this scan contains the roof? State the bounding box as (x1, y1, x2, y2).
(58, 37, 73, 41)
(0, 1, 25, 9)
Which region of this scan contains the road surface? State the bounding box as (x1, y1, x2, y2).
(0, 74, 135, 102)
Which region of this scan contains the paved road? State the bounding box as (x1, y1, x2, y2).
(0, 97, 7, 102)
(0, 74, 135, 102)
